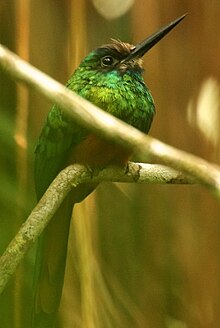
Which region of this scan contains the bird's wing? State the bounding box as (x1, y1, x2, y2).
(32, 104, 87, 327)
(34, 103, 87, 199)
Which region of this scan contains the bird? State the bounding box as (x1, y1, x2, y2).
(32, 14, 186, 327)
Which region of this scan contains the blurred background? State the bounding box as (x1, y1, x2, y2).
(1, 1, 220, 327)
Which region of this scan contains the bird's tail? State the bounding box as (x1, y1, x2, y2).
(31, 193, 74, 328)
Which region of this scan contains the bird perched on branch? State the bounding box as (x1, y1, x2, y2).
(32, 14, 186, 327)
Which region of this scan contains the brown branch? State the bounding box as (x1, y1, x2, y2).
(0, 162, 193, 293)
(0, 44, 220, 196)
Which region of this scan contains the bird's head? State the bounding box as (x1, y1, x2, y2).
(78, 14, 186, 75)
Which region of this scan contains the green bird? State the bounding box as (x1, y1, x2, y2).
(32, 14, 185, 327)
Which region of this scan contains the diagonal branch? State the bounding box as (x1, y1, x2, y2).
(0, 44, 220, 196)
(0, 162, 194, 294)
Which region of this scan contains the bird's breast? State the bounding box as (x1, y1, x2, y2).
(68, 133, 131, 168)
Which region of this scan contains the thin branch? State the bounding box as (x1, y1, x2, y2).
(0, 162, 193, 293)
(0, 44, 220, 196)
(0, 164, 87, 294)
(91, 162, 195, 184)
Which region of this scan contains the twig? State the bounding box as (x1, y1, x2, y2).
(0, 164, 88, 294)
(0, 44, 220, 195)
(0, 162, 193, 293)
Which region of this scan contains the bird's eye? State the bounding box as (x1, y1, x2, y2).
(101, 56, 115, 67)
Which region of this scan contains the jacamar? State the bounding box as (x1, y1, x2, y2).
(32, 14, 185, 327)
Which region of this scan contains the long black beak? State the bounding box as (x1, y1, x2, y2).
(125, 14, 186, 61)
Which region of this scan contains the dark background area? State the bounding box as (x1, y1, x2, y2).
(0, 1, 220, 327)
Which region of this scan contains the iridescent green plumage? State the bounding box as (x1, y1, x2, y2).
(67, 43, 154, 131)
(35, 41, 155, 199)
(32, 15, 185, 327)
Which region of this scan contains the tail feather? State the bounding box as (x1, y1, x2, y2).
(32, 193, 74, 328)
